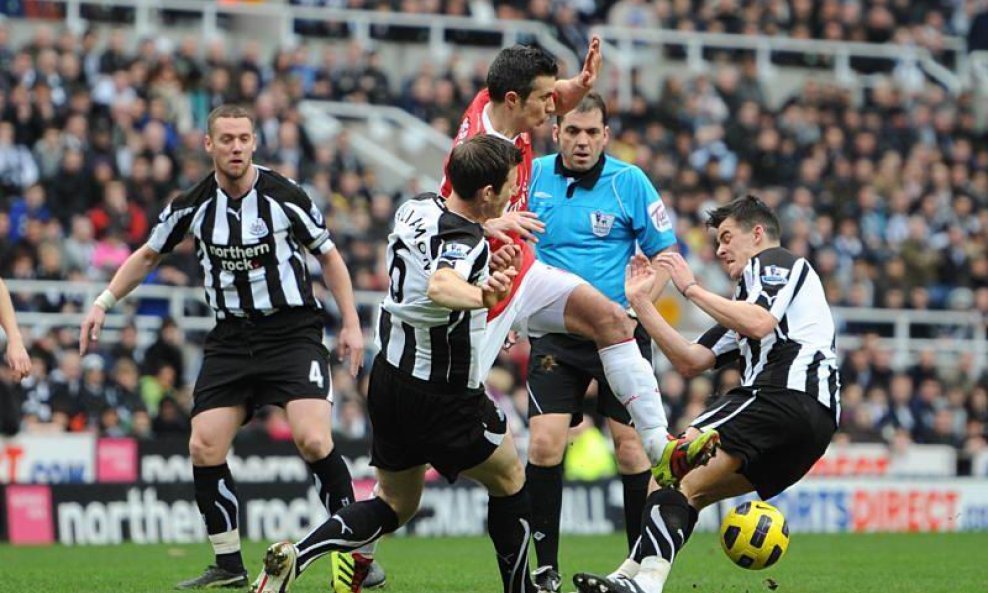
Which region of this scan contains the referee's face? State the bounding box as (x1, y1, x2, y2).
(206, 116, 256, 181)
(554, 109, 608, 172)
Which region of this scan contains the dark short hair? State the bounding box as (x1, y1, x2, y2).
(487, 45, 559, 102)
(446, 136, 523, 201)
(706, 195, 781, 241)
(557, 91, 608, 126)
(207, 104, 255, 136)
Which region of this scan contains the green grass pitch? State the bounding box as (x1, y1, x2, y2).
(1, 532, 985, 592)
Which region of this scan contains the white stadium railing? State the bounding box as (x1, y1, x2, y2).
(4, 280, 985, 378)
(590, 25, 968, 108)
(34, 0, 970, 98)
(298, 100, 453, 192)
(42, 0, 581, 75)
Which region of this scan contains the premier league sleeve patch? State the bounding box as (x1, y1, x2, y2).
(439, 242, 470, 261)
(760, 265, 791, 286)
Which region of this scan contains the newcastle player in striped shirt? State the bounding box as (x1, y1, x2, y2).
(79, 105, 370, 589)
(250, 136, 544, 593)
(573, 196, 840, 593)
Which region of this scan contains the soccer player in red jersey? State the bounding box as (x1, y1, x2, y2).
(440, 39, 718, 482)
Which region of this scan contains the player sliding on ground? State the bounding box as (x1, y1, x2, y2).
(251, 136, 539, 593)
(572, 196, 841, 593)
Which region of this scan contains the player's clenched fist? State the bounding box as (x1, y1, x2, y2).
(482, 267, 517, 308)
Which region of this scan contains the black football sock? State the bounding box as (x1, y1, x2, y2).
(637, 488, 698, 563)
(307, 448, 356, 514)
(487, 486, 538, 593)
(525, 462, 563, 571)
(295, 498, 399, 574)
(193, 463, 244, 573)
(621, 470, 651, 553)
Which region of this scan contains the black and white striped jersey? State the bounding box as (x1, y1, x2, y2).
(146, 165, 333, 319)
(375, 193, 490, 390)
(696, 247, 841, 422)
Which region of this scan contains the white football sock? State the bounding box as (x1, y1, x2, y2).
(599, 340, 669, 463)
(607, 557, 641, 580)
(634, 556, 672, 592)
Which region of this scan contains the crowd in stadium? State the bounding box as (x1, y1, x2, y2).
(0, 15, 985, 465)
(287, 0, 988, 56)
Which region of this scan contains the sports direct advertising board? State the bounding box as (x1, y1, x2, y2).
(704, 478, 988, 534)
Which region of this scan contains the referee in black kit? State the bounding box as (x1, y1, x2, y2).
(80, 105, 376, 589)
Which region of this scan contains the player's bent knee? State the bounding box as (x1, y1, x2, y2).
(490, 457, 526, 497)
(613, 435, 650, 473)
(294, 430, 333, 461)
(593, 302, 635, 345)
(188, 435, 226, 466)
(378, 489, 420, 526)
(527, 431, 566, 466)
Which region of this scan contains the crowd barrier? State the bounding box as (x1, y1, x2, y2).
(2, 434, 986, 544)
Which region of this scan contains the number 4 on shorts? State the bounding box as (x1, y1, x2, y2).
(309, 361, 324, 388)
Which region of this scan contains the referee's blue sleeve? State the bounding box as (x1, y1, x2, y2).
(628, 168, 676, 256)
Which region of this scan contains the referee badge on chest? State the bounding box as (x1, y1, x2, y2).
(249, 218, 269, 238)
(590, 211, 615, 237)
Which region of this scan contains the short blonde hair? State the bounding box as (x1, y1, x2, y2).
(206, 104, 255, 136)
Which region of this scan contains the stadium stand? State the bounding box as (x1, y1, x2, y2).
(0, 2, 985, 474)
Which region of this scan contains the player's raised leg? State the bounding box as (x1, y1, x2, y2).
(178, 406, 249, 589)
(251, 466, 422, 593)
(561, 285, 672, 454)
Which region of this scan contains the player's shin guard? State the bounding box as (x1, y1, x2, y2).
(488, 486, 537, 593)
(193, 463, 245, 573)
(621, 471, 651, 553)
(633, 488, 699, 592)
(308, 448, 356, 514)
(526, 462, 563, 572)
(295, 498, 399, 574)
(599, 342, 669, 462)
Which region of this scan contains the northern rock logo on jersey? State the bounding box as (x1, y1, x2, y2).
(761, 265, 790, 286)
(590, 211, 616, 237)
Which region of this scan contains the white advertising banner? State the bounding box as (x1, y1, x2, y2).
(809, 443, 957, 477)
(0, 434, 97, 484)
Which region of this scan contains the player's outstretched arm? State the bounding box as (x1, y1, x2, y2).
(626, 255, 715, 378)
(427, 267, 516, 311)
(80, 245, 163, 354)
(483, 211, 545, 244)
(320, 248, 364, 377)
(553, 35, 602, 116)
(0, 278, 30, 381)
(655, 252, 778, 339)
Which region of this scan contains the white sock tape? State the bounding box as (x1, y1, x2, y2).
(209, 529, 242, 555)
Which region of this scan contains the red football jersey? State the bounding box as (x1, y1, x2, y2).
(440, 89, 536, 319)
